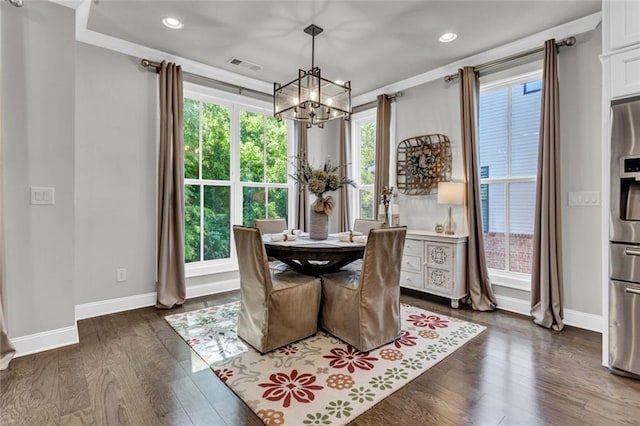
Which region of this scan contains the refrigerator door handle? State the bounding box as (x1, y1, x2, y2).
(625, 286, 640, 295)
(625, 247, 640, 256)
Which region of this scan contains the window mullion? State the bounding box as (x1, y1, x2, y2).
(198, 103, 205, 263)
(505, 86, 513, 272)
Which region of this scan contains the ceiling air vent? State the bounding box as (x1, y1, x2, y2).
(226, 57, 263, 72)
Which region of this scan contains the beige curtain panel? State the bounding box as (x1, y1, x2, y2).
(458, 66, 497, 312)
(338, 118, 351, 232)
(531, 39, 564, 331)
(296, 122, 309, 231)
(373, 94, 391, 220)
(156, 61, 186, 309)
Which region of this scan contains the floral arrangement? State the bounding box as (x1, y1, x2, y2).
(292, 156, 354, 214)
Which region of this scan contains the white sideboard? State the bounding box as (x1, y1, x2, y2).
(400, 230, 468, 308)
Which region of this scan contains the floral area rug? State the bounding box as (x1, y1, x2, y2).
(165, 302, 485, 425)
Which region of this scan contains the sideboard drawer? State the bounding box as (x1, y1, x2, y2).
(401, 255, 422, 272)
(403, 238, 423, 257)
(400, 270, 423, 289)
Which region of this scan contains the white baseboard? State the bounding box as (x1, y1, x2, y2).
(494, 294, 603, 333)
(12, 325, 79, 358)
(75, 292, 157, 320)
(75, 278, 240, 320)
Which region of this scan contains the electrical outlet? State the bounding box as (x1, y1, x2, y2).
(116, 268, 127, 282)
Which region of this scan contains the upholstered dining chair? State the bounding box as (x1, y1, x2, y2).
(320, 226, 407, 352)
(253, 218, 287, 235)
(233, 225, 321, 353)
(353, 218, 385, 235)
(342, 219, 386, 272)
(253, 218, 289, 270)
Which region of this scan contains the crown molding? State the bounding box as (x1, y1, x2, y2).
(73, 0, 273, 96)
(352, 11, 602, 106)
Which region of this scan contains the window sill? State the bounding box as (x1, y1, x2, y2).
(488, 269, 531, 292)
(185, 259, 238, 278)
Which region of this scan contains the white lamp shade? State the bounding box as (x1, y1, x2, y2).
(437, 182, 465, 205)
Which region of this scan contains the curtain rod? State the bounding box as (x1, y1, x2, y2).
(353, 92, 402, 113)
(443, 36, 576, 82)
(140, 59, 273, 101)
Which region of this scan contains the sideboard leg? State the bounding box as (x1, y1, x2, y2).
(451, 299, 460, 309)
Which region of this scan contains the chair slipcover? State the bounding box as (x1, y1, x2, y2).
(353, 219, 385, 235)
(343, 219, 386, 272)
(253, 218, 287, 235)
(233, 226, 321, 353)
(320, 227, 407, 352)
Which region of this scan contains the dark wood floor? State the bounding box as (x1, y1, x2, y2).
(2, 289, 639, 425)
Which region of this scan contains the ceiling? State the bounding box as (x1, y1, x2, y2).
(86, 1, 601, 97)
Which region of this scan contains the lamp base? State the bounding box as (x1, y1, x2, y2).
(444, 206, 455, 235)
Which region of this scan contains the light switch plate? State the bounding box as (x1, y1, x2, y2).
(568, 191, 600, 206)
(30, 187, 55, 205)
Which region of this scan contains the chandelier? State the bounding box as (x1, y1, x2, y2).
(274, 24, 351, 128)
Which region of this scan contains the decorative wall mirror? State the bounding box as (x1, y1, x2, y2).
(396, 134, 452, 195)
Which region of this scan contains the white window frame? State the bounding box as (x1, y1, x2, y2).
(183, 83, 293, 277)
(350, 109, 377, 221)
(479, 69, 542, 291)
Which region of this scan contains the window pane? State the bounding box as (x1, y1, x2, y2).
(483, 183, 506, 270)
(242, 186, 266, 226)
(479, 88, 508, 179)
(509, 182, 536, 274)
(184, 99, 200, 179)
(359, 123, 376, 184)
(201, 102, 230, 180)
(240, 111, 265, 182)
(266, 116, 287, 183)
(511, 81, 541, 177)
(184, 184, 201, 263)
(268, 187, 288, 223)
(203, 186, 230, 260)
(359, 189, 374, 220)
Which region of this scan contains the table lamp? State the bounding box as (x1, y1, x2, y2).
(437, 182, 465, 235)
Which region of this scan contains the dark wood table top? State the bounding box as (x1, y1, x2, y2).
(263, 234, 366, 275)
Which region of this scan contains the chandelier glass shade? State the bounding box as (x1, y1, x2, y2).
(274, 24, 351, 128)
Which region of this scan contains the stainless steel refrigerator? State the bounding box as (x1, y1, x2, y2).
(609, 96, 640, 379)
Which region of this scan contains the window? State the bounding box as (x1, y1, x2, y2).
(183, 86, 291, 273)
(239, 111, 289, 227)
(351, 111, 376, 220)
(479, 71, 541, 286)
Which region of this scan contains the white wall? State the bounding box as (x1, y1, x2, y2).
(558, 29, 602, 315)
(394, 30, 603, 316)
(75, 43, 158, 303)
(1, 2, 76, 336)
(394, 80, 465, 232)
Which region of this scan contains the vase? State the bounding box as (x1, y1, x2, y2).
(309, 209, 329, 240)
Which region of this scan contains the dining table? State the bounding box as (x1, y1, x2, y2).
(262, 233, 366, 276)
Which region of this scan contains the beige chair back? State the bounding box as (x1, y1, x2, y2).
(233, 226, 273, 347)
(353, 218, 385, 235)
(253, 218, 287, 234)
(358, 226, 407, 346)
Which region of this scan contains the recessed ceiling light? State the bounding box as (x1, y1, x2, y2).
(439, 32, 457, 43)
(334, 80, 345, 85)
(162, 17, 184, 30)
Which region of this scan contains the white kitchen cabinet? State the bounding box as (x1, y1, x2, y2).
(609, 0, 640, 50)
(611, 48, 640, 98)
(400, 230, 468, 308)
